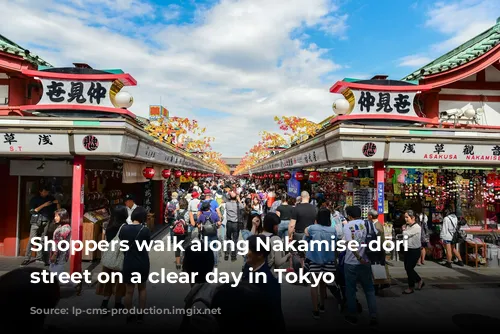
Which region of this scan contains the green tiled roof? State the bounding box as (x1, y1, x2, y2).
(0, 34, 52, 67)
(402, 17, 500, 81)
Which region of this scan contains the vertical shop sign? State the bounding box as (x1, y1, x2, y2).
(377, 182, 384, 214)
(287, 171, 301, 198)
(144, 180, 152, 213)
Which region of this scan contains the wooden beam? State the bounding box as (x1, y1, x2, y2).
(439, 94, 500, 102)
(476, 69, 486, 82)
(492, 60, 500, 72)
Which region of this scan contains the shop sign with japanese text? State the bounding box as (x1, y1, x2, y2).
(38, 79, 114, 108)
(282, 146, 328, 169)
(326, 141, 386, 161)
(1, 133, 69, 154)
(389, 142, 500, 163)
(350, 90, 419, 117)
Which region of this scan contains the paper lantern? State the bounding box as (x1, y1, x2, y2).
(295, 171, 304, 181)
(283, 171, 291, 180)
(309, 171, 320, 183)
(143, 167, 155, 179)
(275, 173, 280, 179)
(186, 171, 192, 177)
(161, 169, 171, 179)
(269, 173, 274, 179)
(174, 170, 182, 178)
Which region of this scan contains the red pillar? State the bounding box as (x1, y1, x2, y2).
(70, 156, 85, 274)
(374, 161, 385, 224)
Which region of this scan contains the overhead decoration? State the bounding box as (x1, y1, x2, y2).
(144, 115, 229, 175)
(234, 116, 321, 175)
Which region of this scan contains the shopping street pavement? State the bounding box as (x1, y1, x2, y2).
(28, 229, 498, 332)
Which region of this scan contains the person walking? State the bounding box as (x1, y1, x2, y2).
(120, 206, 151, 324)
(224, 191, 243, 262)
(402, 210, 424, 294)
(343, 206, 378, 326)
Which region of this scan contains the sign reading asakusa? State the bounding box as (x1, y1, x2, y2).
(389, 142, 500, 163)
(38, 79, 114, 108)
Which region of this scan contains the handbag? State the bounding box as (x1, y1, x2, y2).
(101, 224, 125, 271)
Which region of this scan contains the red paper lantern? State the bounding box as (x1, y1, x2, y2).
(174, 170, 182, 178)
(294, 171, 304, 181)
(186, 171, 192, 177)
(196, 172, 201, 177)
(283, 171, 291, 180)
(269, 173, 274, 179)
(275, 173, 280, 179)
(143, 167, 155, 179)
(161, 169, 171, 179)
(309, 171, 320, 183)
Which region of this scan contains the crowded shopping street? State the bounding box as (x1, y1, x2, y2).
(1, 1, 500, 332)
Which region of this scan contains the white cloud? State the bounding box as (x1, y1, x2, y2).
(163, 4, 182, 21)
(1, 0, 346, 156)
(398, 55, 432, 67)
(425, 0, 499, 52)
(398, 0, 499, 75)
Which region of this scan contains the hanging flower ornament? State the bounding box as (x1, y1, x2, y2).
(234, 116, 320, 175)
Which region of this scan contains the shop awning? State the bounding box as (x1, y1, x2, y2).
(0, 117, 218, 173)
(251, 124, 500, 173)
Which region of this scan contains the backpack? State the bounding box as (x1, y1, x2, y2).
(173, 210, 187, 235)
(364, 220, 383, 264)
(181, 283, 220, 332)
(167, 200, 177, 218)
(202, 213, 218, 237)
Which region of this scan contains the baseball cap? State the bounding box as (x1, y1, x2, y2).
(124, 194, 135, 202)
(192, 191, 200, 199)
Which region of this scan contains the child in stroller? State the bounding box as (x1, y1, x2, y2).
(327, 251, 362, 313)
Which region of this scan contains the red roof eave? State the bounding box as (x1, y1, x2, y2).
(21, 69, 137, 86)
(20, 104, 137, 118)
(329, 80, 433, 93)
(421, 43, 500, 88)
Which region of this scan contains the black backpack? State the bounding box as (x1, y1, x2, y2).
(202, 213, 218, 237)
(364, 220, 384, 264)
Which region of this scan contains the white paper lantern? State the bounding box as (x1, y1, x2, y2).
(332, 98, 350, 115)
(115, 91, 133, 108)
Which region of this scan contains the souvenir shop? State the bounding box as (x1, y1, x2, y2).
(250, 123, 500, 267)
(0, 117, 218, 263)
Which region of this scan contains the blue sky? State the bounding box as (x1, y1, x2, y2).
(2, 0, 499, 156)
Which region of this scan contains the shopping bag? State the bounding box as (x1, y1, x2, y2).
(101, 225, 125, 271)
(371, 264, 388, 280)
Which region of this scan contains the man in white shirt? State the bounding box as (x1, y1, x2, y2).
(343, 205, 377, 326)
(124, 194, 137, 224)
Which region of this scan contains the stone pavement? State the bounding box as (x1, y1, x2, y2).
(38, 230, 500, 332)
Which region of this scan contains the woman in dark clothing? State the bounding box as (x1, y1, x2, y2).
(174, 198, 190, 270)
(96, 205, 128, 311)
(120, 206, 151, 324)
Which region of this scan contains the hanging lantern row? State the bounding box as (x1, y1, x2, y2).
(251, 171, 321, 183)
(142, 168, 214, 180)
